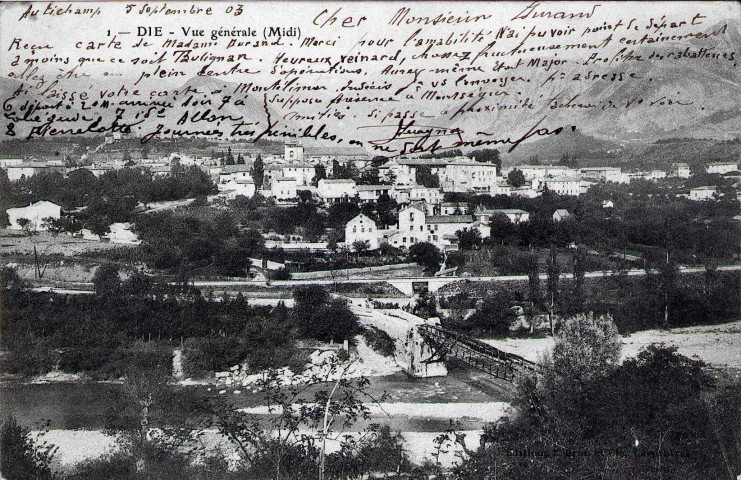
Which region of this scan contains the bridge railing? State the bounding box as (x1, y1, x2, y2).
(418, 324, 540, 379)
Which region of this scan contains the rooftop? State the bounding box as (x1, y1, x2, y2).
(320, 179, 356, 184)
(426, 215, 474, 224)
(356, 184, 391, 191)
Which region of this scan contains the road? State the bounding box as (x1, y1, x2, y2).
(28, 264, 741, 296)
(188, 264, 741, 287)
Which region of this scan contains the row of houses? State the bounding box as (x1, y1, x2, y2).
(343, 203, 576, 252)
(5, 201, 139, 244)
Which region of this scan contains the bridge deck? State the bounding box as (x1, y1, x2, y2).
(418, 325, 539, 382)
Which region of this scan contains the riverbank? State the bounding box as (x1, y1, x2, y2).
(481, 319, 741, 369)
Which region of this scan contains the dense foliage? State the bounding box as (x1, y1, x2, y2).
(1, 166, 215, 229)
(446, 176, 740, 261)
(456, 344, 740, 479)
(293, 286, 360, 342)
(0, 269, 295, 378)
(135, 211, 264, 276)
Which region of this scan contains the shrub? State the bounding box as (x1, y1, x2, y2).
(408, 242, 443, 274)
(182, 337, 248, 377)
(271, 267, 291, 280)
(0, 416, 56, 480)
(298, 299, 360, 343)
(361, 326, 395, 357)
(93, 263, 121, 295)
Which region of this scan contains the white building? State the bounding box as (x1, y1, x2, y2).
(220, 178, 256, 199)
(280, 163, 315, 186)
(0, 158, 23, 168)
(440, 202, 469, 215)
(6, 201, 62, 231)
(540, 176, 582, 196)
(107, 223, 141, 245)
(284, 143, 304, 163)
(5, 163, 51, 181)
(317, 179, 356, 203)
(219, 165, 252, 185)
(409, 185, 443, 206)
(579, 167, 627, 184)
(271, 177, 298, 201)
(506, 165, 577, 182)
(356, 185, 392, 203)
(669, 163, 691, 178)
(391, 204, 489, 251)
(689, 186, 718, 201)
(344, 214, 380, 250)
(423, 215, 490, 250)
(706, 162, 738, 175)
(473, 207, 530, 224)
(553, 209, 572, 222)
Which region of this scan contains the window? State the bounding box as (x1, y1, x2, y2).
(409, 212, 414, 222)
(353, 226, 357, 233)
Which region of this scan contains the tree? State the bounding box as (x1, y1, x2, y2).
(123, 270, 153, 296)
(464, 292, 517, 336)
(236, 153, 245, 165)
(251, 154, 264, 188)
(470, 148, 501, 172)
(508, 168, 527, 188)
(0, 415, 56, 480)
(93, 263, 121, 295)
(659, 250, 678, 327)
(293, 285, 330, 324)
(303, 300, 360, 342)
(547, 312, 621, 383)
(214, 243, 252, 277)
(352, 240, 370, 255)
(455, 228, 482, 250)
(42, 217, 64, 236)
(225, 147, 235, 165)
(16, 217, 35, 236)
(86, 215, 111, 239)
(526, 252, 540, 332)
(546, 244, 560, 335)
(488, 213, 517, 245)
(103, 342, 179, 473)
(415, 166, 440, 188)
(408, 242, 443, 274)
(571, 246, 586, 312)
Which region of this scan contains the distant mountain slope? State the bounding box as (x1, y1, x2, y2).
(443, 20, 741, 144)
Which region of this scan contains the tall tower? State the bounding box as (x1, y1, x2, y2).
(284, 143, 304, 163)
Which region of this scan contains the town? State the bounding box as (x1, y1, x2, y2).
(1, 129, 740, 479)
(2, 136, 736, 252)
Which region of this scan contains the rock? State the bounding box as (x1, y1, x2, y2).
(215, 372, 229, 378)
(230, 365, 240, 371)
(234, 390, 241, 394)
(218, 390, 226, 395)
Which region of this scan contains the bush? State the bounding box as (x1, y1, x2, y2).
(408, 242, 443, 274)
(548, 312, 621, 383)
(361, 326, 395, 357)
(0, 416, 56, 480)
(182, 337, 248, 377)
(271, 267, 291, 280)
(1, 336, 56, 377)
(298, 299, 360, 343)
(462, 293, 518, 337)
(93, 263, 121, 295)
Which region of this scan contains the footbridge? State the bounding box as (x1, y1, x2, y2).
(417, 324, 539, 382)
(349, 302, 538, 381)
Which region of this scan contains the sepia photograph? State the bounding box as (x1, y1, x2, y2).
(0, 1, 740, 478)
